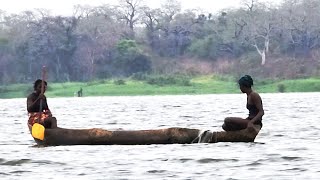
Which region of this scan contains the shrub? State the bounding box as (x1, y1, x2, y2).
(131, 72, 147, 81)
(114, 79, 126, 85)
(146, 75, 191, 86)
(277, 83, 285, 93)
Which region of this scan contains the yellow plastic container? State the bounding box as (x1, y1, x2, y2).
(32, 123, 45, 140)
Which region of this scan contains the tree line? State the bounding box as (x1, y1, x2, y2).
(0, 0, 320, 84)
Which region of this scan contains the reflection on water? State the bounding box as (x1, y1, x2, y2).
(0, 93, 320, 179)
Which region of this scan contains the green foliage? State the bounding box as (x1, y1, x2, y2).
(212, 74, 236, 82)
(0, 84, 29, 98)
(188, 36, 220, 60)
(116, 39, 141, 56)
(113, 40, 152, 76)
(0, 87, 9, 93)
(130, 72, 148, 81)
(277, 83, 285, 93)
(86, 81, 101, 86)
(279, 79, 320, 92)
(114, 79, 126, 85)
(255, 79, 275, 86)
(146, 75, 191, 86)
(2, 76, 320, 99)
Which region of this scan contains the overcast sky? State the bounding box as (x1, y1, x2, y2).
(1, 0, 284, 16)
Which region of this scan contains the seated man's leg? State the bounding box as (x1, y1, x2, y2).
(222, 117, 248, 131)
(44, 117, 57, 128)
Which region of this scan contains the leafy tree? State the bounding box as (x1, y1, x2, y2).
(113, 39, 151, 76)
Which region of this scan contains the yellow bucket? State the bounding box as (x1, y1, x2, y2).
(32, 123, 45, 140)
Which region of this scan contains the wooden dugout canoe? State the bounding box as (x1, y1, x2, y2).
(28, 124, 261, 146)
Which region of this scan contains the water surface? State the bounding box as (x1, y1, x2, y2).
(0, 93, 319, 179)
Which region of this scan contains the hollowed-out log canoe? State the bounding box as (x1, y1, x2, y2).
(28, 124, 261, 146)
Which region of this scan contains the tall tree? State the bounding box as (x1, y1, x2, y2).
(240, 0, 278, 65)
(117, 0, 144, 38)
(141, 7, 161, 51)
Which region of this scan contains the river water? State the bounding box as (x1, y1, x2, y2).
(0, 93, 319, 179)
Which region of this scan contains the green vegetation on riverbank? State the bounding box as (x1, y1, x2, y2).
(1, 76, 320, 99)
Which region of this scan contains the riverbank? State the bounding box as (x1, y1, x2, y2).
(1, 76, 320, 99)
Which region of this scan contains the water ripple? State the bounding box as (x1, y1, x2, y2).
(31, 160, 67, 166)
(197, 158, 238, 163)
(147, 170, 167, 174)
(0, 159, 31, 166)
(281, 156, 302, 161)
(280, 168, 308, 172)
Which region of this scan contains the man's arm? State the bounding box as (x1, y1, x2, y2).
(27, 94, 38, 112)
(249, 93, 264, 124)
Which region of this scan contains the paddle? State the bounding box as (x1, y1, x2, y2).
(31, 66, 46, 140)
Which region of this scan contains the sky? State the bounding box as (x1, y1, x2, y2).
(1, 0, 284, 16)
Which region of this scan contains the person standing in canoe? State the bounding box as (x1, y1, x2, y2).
(222, 75, 264, 132)
(27, 79, 57, 128)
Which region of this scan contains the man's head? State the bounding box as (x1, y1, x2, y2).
(33, 79, 47, 92)
(238, 75, 253, 92)
(238, 75, 253, 88)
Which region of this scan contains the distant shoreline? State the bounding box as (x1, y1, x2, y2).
(1, 76, 320, 99)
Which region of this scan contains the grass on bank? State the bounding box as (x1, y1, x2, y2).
(0, 75, 320, 99)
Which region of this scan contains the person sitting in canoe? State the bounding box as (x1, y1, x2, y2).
(27, 79, 57, 128)
(222, 75, 264, 132)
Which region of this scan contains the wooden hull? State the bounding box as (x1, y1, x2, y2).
(28, 124, 260, 146)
